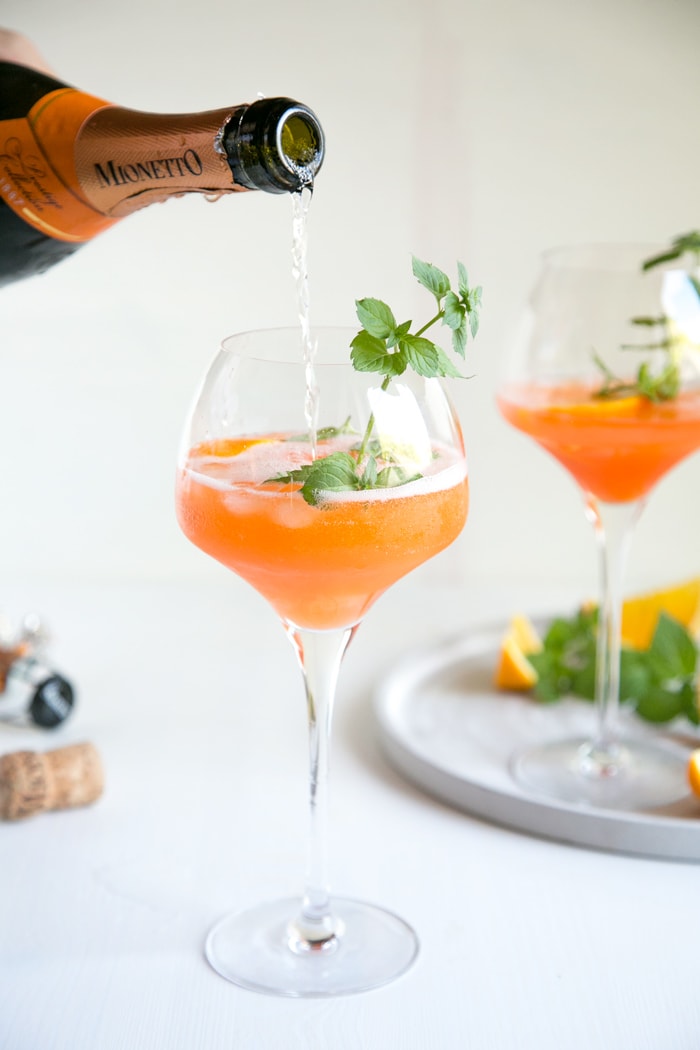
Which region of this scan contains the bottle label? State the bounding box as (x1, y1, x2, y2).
(0, 89, 118, 242)
(73, 105, 245, 217)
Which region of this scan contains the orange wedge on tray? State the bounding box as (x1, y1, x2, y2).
(688, 750, 700, 799)
(494, 577, 700, 692)
(494, 614, 542, 691)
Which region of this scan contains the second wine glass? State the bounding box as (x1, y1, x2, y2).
(498, 243, 700, 810)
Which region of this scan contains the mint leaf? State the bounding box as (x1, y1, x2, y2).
(412, 256, 451, 299)
(355, 298, 396, 339)
(298, 452, 361, 506)
(287, 416, 355, 442)
(648, 612, 697, 679)
(635, 684, 687, 724)
(361, 454, 377, 488)
(443, 289, 475, 357)
(631, 316, 666, 327)
(570, 660, 596, 701)
(529, 608, 598, 702)
(681, 681, 700, 725)
(267, 463, 314, 485)
(619, 649, 651, 703)
(387, 319, 412, 349)
(452, 321, 467, 358)
(642, 249, 684, 271)
(350, 331, 407, 376)
(443, 290, 465, 331)
(400, 335, 462, 378)
(316, 417, 355, 441)
(642, 231, 700, 271)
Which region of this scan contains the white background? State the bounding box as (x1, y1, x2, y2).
(1, 0, 699, 597)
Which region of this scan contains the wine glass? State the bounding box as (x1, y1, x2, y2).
(175, 326, 468, 996)
(497, 243, 700, 810)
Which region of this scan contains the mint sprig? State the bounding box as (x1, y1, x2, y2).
(593, 348, 682, 402)
(528, 607, 699, 725)
(273, 450, 421, 506)
(594, 231, 700, 402)
(350, 256, 480, 473)
(267, 255, 482, 506)
(642, 231, 700, 274)
(350, 256, 481, 382)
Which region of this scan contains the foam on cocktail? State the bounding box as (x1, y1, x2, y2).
(187, 436, 467, 502)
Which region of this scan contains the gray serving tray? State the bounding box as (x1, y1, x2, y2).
(373, 625, 700, 862)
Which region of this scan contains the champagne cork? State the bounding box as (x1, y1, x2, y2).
(0, 742, 104, 820)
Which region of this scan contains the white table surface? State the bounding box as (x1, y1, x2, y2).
(0, 572, 698, 1050)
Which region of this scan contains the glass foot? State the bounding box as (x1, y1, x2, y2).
(510, 735, 690, 810)
(205, 896, 419, 997)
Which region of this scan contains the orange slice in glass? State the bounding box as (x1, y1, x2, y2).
(553, 394, 648, 418)
(196, 437, 275, 457)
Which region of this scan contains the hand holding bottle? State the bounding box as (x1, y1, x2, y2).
(0, 28, 54, 74)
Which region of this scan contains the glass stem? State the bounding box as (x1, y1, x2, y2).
(283, 624, 356, 952)
(584, 495, 646, 766)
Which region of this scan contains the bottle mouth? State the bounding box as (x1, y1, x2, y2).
(276, 105, 325, 186)
(223, 96, 325, 194)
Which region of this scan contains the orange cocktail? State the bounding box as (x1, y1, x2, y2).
(498, 383, 700, 503)
(176, 434, 469, 630)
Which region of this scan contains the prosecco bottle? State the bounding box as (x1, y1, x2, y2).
(0, 60, 325, 286)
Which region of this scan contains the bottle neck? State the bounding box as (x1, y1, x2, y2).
(73, 104, 248, 218)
